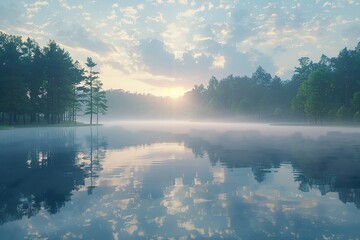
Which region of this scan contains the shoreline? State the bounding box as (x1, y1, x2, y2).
(1, 120, 360, 131)
(0, 122, 103, 130)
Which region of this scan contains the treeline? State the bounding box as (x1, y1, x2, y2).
(106, 42, 360, 123)
(0, 32, 107, 125)
(183, 42, 360, 123)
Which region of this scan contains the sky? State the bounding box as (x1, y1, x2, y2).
(1, 0, 360, 97)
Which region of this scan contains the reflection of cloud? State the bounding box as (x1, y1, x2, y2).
(125, 224, 138, 235)
(193, 198, 211, 204)
(161, 177, 190, 215)
(193, 177, 201, 185)
(116, 198, 134, 210)
(148, 216, 165, 227)
(4, 128, 360, 239)
(124, 215, 139, 235)
(178, 220, 205, 235)
(212, 167, 225, 184)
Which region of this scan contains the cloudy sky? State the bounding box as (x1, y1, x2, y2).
(1, 0, 360, 97)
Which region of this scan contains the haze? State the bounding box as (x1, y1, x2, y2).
(2, 1, 360, 239)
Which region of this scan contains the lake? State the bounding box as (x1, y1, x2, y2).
(1, 122, 360, 239)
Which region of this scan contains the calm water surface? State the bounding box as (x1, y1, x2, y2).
(1, 122, 360, 239)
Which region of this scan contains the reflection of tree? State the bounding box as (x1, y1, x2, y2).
(291, 132, 360, 208)
(183, 130, 360, 208)
(84, 126, 107, 195)
(0, 128, 87, 225)
(101, 127, 175, 150)
(184, 132, 285, 183)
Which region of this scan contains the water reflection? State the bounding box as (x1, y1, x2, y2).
(184, 130, 360, 207)
(0, 127, 108, 225)
(85, 127, 108, 195)
(0, 128, 86, 225)
(0, 125, 360, 239)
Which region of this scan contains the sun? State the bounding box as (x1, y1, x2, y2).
(163, 87, 187, 99)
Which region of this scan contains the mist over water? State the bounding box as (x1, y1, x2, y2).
(103, 120, 360, 137)
(1, 122, 360, 239)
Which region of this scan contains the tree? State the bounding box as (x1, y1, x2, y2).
(332, 47, 360, 118)
(252, 66, 272, 86)
(0, 33, 28, 124)
(68, 61, 85, 124)
(84, 57, 98, 125)
(352, 92, 360, 121)
(43, 41, 78, 124)
(0, 32, 85, 125)
(92, 80, 108, 125)
(301, 68, 335, 124)
(83, 57, 105, 125)
(20, 38, 45, 123)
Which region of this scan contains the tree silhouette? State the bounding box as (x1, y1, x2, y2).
(83, 57, 106, 125)
(0, 32, 87, 125)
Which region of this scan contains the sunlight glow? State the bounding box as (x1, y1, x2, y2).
(163, 87, 187, 98)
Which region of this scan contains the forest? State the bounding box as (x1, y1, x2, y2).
(183, 42, 360, 123)
(0, 32, 107, 125)
(1, 31, 360, 124)
(107, 42, 360, 124)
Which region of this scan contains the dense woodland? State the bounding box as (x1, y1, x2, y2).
(1, 31, 360, 124)
(107, 42, 360, 123)
(184, 42, 360, 123)
(0, 32, 107, 125)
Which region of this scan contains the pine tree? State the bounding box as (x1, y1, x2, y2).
(93, 80, 108, 125)
(82, 57, 108, 125)
(83, 57, 99, 125)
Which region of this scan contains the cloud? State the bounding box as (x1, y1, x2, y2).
(342, 25, 360, 42)
(59, 0, 83, 10)
(139, 38, 212, 86)
(120, 6, 138, 16)
(177, 5, 206, 18)
(108, 10, 117, 20)
(212, 55, 225, 69)
(100, 64, 185, 97)
(82, 12, 92, 21)
(15, 22, 49, 39)
(24, 0, 48, 18)
(217, 8, 254, 45)
(2, 0, 359, 95)
(0, 1, 24, 27)
(140, 39, 179, 75)
(119, 6, 138, 25)
(137, 4, 145, 10)
(32, 0, 48, 8)
(146, 12, 166, 23)
(56, 24, 113, 53)
(218, 0, 233, 10)
(161, 23, 192, 58)
(201, 39, 276, 78)
(139, 38, 277, 87)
